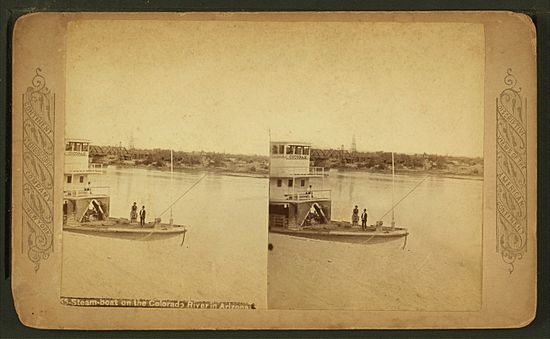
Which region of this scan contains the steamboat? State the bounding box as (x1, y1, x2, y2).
(268, 141, 409, 244)
(62, 138, 187, 242)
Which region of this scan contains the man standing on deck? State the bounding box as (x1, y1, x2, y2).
(130, 202, 138, 223)
(140, 205, 146, 226)
(361, 209, 368, 230)
(352, 205, 359, 226)
(306, 185, 313, 198)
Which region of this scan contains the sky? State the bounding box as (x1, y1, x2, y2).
(66, 19, 484, 157)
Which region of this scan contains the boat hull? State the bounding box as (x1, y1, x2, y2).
(63, 218, 187, 242)
(269, 225, 408, 245)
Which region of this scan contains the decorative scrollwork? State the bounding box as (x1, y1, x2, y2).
(496, 69, 527, 273)
(22, 68, 55, 272)
(503, 68, 520, 92)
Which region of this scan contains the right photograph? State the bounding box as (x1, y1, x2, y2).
(267, 22, 484, 311)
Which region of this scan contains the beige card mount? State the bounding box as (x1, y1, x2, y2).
(11, 11, 536, 329)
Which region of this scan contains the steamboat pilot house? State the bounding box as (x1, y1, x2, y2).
(269, 142, 331, 229)
(63, 138, 109, 225)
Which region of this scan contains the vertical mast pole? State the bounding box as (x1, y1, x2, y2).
(268, 130, 273, 229)
(391, 151, 395, 229)
(268, 129, 272, 202)
(170, 149, 173, 225)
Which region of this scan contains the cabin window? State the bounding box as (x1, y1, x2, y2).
(75, 143, 82, 151)
(288, 179, 293, 187)
(79, 176, 84, 183)
(272, 145, 278, 155)
(301, 179, 305, 187)
(277, 179, 282, 187)
(82, 143, 89, 151)
(67, 175, 72, 184)
(286, 145, 294, 155)
(296, 146, 303, 155)
(278, 145, 284, 154)
(304, 146, 310, 155)
(65, 143, 72, 151)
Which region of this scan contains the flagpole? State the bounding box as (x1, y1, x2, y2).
(391, 151, 395, 229)
(170, 149, 174, 225)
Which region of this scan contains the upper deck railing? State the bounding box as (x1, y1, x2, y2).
(309, 167, 325, 176)
(64, 186, 110, 198)
(66, 163, 103, 174)
(281, 189, 331, 201)
(270, 166, 326, 177)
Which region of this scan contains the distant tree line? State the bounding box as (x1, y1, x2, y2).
(91, 145, 482, 175)
(311, 149, 483, 172)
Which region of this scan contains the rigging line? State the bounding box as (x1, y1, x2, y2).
(361, 234, 377, 244)
(377, 174, 431, 221)
(157, 174, 207, 218)
(180, 230, 187, 246)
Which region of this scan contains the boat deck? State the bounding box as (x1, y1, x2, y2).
(270, 220, 408, 244)
(63, 217, 187, 241)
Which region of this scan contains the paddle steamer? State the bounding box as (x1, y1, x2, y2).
(62, 138, 187, 241)
(268, 141, 408, 244)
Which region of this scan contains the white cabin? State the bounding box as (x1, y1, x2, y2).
(269, 141, 328, 201)
(64, 138, 103, 197)
(63, 138, 109, 224)
(269, 141, 331, 229)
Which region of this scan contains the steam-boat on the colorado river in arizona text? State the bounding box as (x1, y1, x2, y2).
(268, 141, 408, 245)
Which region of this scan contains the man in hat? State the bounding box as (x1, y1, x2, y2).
(139, 205, 146, 226)
(361, 208, 368, 230)
(306, 184, 313, 198)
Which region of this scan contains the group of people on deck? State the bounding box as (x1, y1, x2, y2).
(130, 202, 147, 226)
(352, 205, 369, 230)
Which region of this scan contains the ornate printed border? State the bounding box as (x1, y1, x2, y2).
(496, 69, 527, 273)
(22, 68, 55, 271)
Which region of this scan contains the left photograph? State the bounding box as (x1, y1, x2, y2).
(59, 20, 269, 308)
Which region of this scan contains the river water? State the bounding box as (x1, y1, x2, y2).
(268, 170, 483, 311)
(61, 167, 482, 311)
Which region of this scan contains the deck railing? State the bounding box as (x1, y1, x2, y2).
(269, 166, 326, 176)
(283, 189, 331, 201)
(68, 163, 103, 174)
(269, 215, 288, 228)
(90, 163, 103, 172)
(309, 167, 325, 176)
(64, 186, 110, 198)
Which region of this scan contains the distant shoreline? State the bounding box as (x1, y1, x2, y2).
(107, 163, 269, 179)
(105, 163, 483, 181)
(91, 145, 483, 181)
(332, 167, 483, 181)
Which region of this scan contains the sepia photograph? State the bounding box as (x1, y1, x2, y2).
(64, 19, 484, 312)
(61, 19, 271, 308)
(264, 22, 484, 311)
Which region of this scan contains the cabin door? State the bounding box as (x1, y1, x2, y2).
(63, 200, 68, 223)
